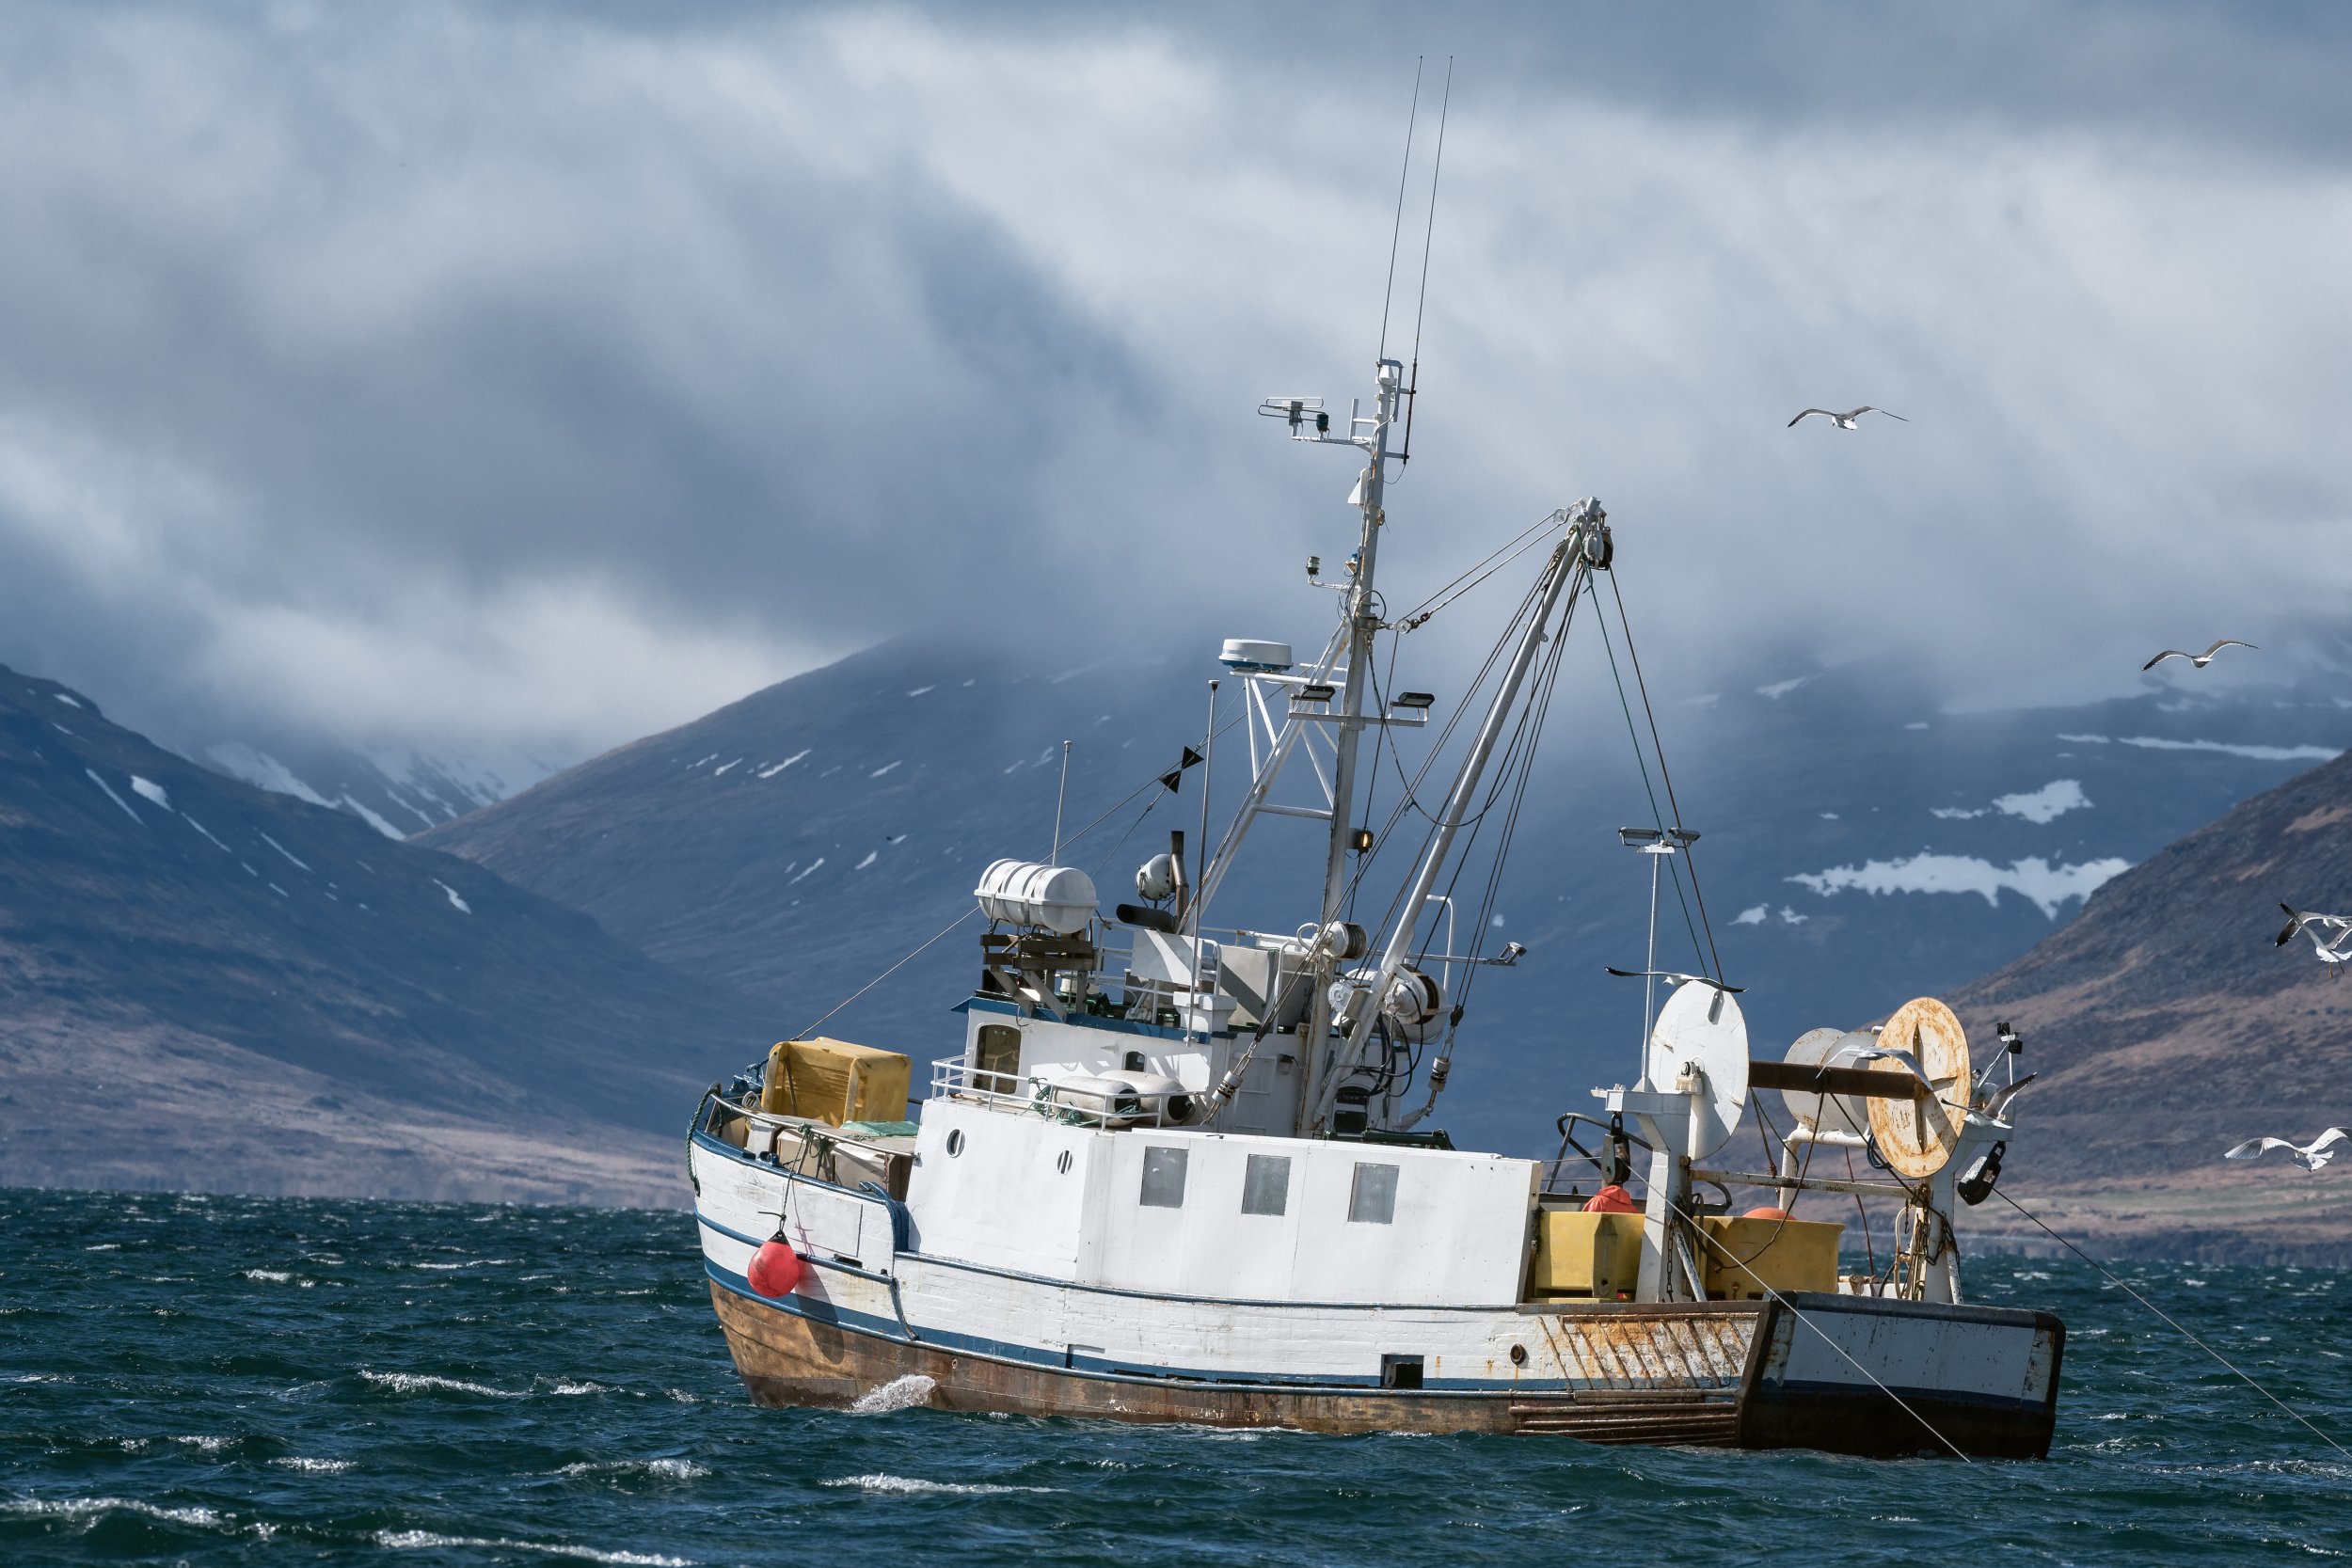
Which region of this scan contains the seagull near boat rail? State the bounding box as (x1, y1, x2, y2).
(2276, 905, 2352, 977)
(1788, 405, 1908, 430)
(2142, 640, 2255, 672)
(2223, 1128, 2349, 1171)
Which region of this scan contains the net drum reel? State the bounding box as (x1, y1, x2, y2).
(1776, 1025, 1878, 1138)
(1864, 997, 1974, 1180)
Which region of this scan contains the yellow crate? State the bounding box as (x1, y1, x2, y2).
(1696, 1215, 1843, 1300)
(1529, 1210, 1644, 1299)
(759, 1037, 912, 1127)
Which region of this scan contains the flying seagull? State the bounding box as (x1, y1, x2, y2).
(2223, 1128, 2349, 1171)
(1788, 406, 1908, 430)
(2142, 640, 2255, 672)
(2277, 905, 2352, 979)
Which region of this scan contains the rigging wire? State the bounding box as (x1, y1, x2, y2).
(1375, 60, 1425, 364)
(1654, 1190, 1973, 1464)
(1605, 570, 1728, 985)
(1396, 55, 1453, 470)
(1991, 1187, 2351, 1460)
(792, 905, 980, 1041)
(1394, 511, 1559, 631)
(1588, 578, 1710, 975)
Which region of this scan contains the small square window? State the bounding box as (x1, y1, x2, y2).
(1241, 1154, 1291, 1216)
(1348, 1162, 1398, 1225)
(1380, 1354, 1423, 1389)
(1139, 1146, 1188, 1209)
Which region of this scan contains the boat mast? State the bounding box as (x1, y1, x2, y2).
(1295, 358, 1405, 1132)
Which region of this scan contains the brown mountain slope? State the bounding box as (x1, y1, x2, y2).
(1950, 748, 2352, 1263)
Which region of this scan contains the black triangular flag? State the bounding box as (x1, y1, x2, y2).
(1158, 746, 1206, 794)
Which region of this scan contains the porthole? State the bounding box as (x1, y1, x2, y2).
(1056, 1149, 1073, 1175)
(1509, 1344, 1528, 1367)
(946, 1129, 966, 1157)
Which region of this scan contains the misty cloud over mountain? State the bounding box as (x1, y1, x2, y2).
(2, 2, 2349, 768)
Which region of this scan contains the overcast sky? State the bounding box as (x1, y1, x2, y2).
(2, 1, 2347, 767)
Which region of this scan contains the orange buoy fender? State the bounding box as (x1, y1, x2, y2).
(1742, 1206, 1793, 1222)
(747, 1240, 804, 1297)
(1581, 1183, 1638, 1213)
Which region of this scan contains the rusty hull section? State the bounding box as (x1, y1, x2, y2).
(711, 1283, 1754, 1441)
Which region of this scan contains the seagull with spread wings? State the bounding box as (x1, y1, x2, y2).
(2277, 905, 2352, 978)
(1788, 405, 1908, 431)
(2143, 640, 2256, 672)
(2223, 1128, 2349, 1171)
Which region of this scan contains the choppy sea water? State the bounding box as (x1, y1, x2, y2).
(2, 1188, 2347, 1566)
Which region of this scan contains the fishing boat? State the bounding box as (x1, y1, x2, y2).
(686, 355, 2064, 1459)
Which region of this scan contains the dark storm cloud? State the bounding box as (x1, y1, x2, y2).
(0, 2, 2346, 759)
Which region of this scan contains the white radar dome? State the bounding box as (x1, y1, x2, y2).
(1219, 639, 1294, 673)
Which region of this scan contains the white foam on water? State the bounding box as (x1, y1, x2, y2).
(376, 1530, 693, 1565)
(5, 1496, 223, 1528)
(546, 1379, 613, 1395)
(85, 1243, 120, 1251)
(169, 1434, 234, 1451)
(849, 1373, 936, 1414)
(244, 1269, 292, 1282)
(823, 1472, 1057, 1496)
(359, 1370, 525, 1398)
(272, 1457, 356, 1473)
(554, 1458, 709, 1481)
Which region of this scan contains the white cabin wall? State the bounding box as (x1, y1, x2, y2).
(905, 1099, 1101, 1276)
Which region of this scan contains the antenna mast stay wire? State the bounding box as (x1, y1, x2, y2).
(1375, 59, 1425, 363)
(1399, 55, 1453, 467)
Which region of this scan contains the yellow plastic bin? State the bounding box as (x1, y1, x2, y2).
(1695, 1214, 1843, 1300)
(1529, 1210, 1645, 1299)
(759, 1037, 912, 1127)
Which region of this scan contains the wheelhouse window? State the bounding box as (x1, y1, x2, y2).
(975, 1024, 1021, 1092)
(1348, 1162, 1398, 1225)
(1139, 1146, 1189, 1209)
(1240, 1153, 1291, 1216)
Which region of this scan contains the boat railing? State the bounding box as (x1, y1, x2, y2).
(930, 1056, 1192, 1129)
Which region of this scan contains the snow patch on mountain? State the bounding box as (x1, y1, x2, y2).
(341, 795, 405, 840)
(129, 776, 169, 809)
(1788, 851, 2130, 919)
(86, 769, 141, 824)
(208, 743, 332, 807)
(434, 879, 471, 913)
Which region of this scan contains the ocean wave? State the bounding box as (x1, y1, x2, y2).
(546, 1379, 615, 1396)
(358, 1370, 526, 1399)
(4, 1496, 224, 1528)
(822, 1473, 1058, 1496)
(244, 1269, 294, 1283)
(850, 1373, 936, 1415)
(271, 1457, 356, 1473)
(375, 1529, 693, 1564)
(554, 1459, 708, 1481)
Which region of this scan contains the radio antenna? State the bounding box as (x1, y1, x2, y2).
(1399, 56, 1453, 467)
(1375, 58, 1425, 363)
